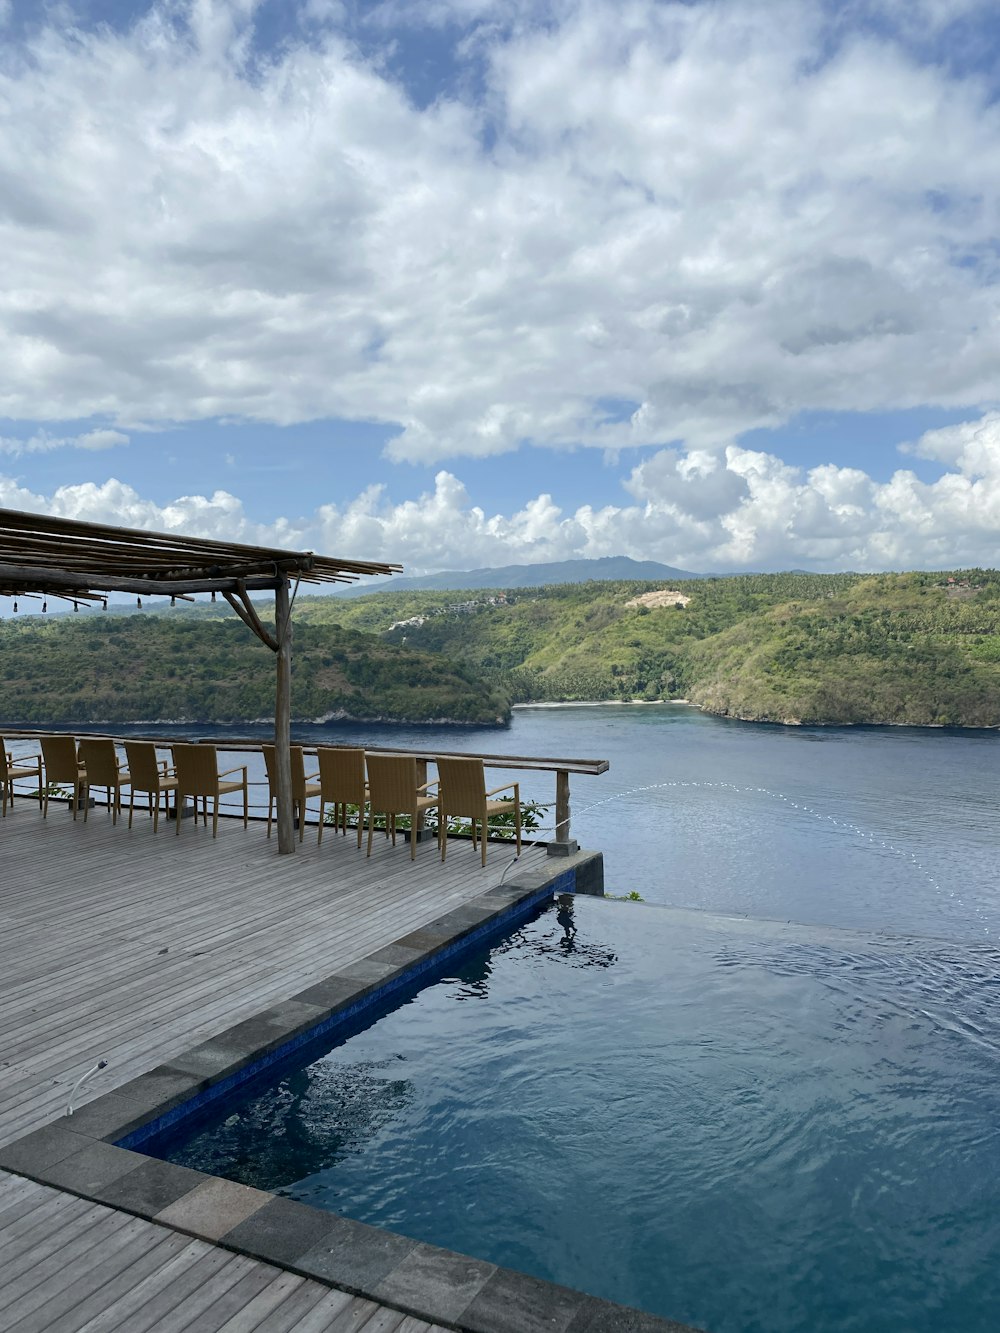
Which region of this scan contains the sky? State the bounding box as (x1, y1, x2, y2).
(2, 0, 1000, 590)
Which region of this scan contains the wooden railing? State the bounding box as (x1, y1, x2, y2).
(2, 731, 609, 851)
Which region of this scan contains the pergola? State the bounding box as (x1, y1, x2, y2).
(0, 507, 400, 853)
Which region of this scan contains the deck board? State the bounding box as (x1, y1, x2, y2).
(1, 804, 548, 1331)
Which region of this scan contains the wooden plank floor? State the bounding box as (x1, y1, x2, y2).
(0, 1172, 451, 1332)
(0, 801, 546, 1330)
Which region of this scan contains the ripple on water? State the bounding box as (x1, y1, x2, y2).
(154, 897, 1000, 1333)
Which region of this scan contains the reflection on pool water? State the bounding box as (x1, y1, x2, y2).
(151, 897, 1000, 1333)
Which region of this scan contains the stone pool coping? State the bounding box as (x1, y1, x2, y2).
(0, 849, 700, 1333)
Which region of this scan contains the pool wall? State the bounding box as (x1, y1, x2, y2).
(0, 849, 699, 1332)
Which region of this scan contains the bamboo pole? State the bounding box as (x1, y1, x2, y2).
(274, 578, 295, 854)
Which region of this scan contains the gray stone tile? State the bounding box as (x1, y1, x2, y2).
(289, 975, 367, 1011)
(366, 943, 424, 971)
(426, 903, 497, 937)
(166, 1039, 251, 1083)
(222, 1195, 340, 1267)
(155, 1175, 273, 1241)
(0, 1123, 95, 1175)
(566, 1297, 701, 1332)
(462, 1267, 589, 1333)
(52, 1091, 159, 1141)
(92, 1156, 208, 1218)
(297, 1214, 418, 1292)
(112, 1065, 206, 1115)
(337, 958, 398, 987)
(374, 1241, 496, 1323)
(393, 927, 451, 954)
(42, 1140, 147, 1196)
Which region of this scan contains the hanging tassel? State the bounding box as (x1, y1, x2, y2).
(137, 596, 142, 608)
(211, 590, 216, 603)
(102, 599, 108, 611)
(13, 601, 17, 613)
(42, 602, 47, 612)
(170, 596, 176, 607)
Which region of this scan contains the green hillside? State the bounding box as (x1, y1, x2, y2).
(3, 569, 998, 729)
(302, 569, 1000, 727)
(0, 615, 509, 726)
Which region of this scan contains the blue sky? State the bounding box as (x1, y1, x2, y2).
(2, 0, 1000, 586)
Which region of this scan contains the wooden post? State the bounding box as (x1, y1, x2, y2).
(555, 769, 570, 841)
(274, 578, 295, 854)
(548, 768, 578, 856)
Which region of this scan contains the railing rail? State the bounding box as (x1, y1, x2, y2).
(2, 730, 608, 849)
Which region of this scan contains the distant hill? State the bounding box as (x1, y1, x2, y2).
(333, 556, 700, 596)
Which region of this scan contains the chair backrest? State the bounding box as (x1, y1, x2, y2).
(262, 744, 309, 797)
(317, 748, 366, 802)
(78, 738, 120, 785)
(436, 756, 487, 820)
(124, 741, 163, 790)
(173, 744, 220, 796)
(365, 753, 419, 813)
(41, 735, 81, 783)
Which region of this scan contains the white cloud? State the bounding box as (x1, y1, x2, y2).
(1, 1, 999, 462)
(0, 428, 129, 456)
(4, 412, 999, 573)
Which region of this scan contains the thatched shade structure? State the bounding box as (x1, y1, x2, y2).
(0, 507, 400, 852)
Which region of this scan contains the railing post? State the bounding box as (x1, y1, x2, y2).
(548, 768, 578, 857)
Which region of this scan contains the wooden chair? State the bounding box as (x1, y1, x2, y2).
(436, 755, 522, 867)
(1, 740, 42, 817)
(78, 738, 131, 826)
(262, 744, 321, 842)
(364, 753, 438, 861)
(173, 744, 248, 838)
(40, 735, 87, 820)
(316, 747, 367, 848)
(124, 741, 178, 833)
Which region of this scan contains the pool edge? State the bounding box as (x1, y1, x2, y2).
(0, 849, 702, 1332)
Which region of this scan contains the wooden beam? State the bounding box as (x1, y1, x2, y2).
(274, 578, 295, 854)
(0, 562, 283, 596)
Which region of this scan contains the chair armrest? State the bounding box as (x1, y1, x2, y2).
(218, 765, 248, 779)
(306, 769, 320, 782)
(485, 781, 519, 798)
(417, 780, 439, 794)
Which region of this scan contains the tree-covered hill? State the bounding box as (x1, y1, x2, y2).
(4, 569, 998, 728)
(0, 615, 509, 726)
(301, 569, 1000, 727)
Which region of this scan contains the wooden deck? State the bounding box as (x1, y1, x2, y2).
(0, 800, 547, 1330)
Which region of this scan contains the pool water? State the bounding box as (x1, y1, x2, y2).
(152, 897, 1000, 1333)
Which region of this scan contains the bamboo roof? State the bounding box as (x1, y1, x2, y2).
(0, 507, 401, 604)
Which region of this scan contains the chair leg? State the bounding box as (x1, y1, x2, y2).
(213, 797, 219, 838)
(366, 807, 374, 858)
(317, 802, 325, 846)
(410, 820, 417, 860)
(152, 791, 159, 834)
(128, 789, 135, 829)
(356, 802, 363, 849)
(515, 803, 521, 855)
(82, 781, 89, 822)
(243, 784, 248, 830)
(481, 818, 487, 867)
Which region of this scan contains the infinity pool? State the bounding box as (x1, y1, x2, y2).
(149, 897, 1000, 1333)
